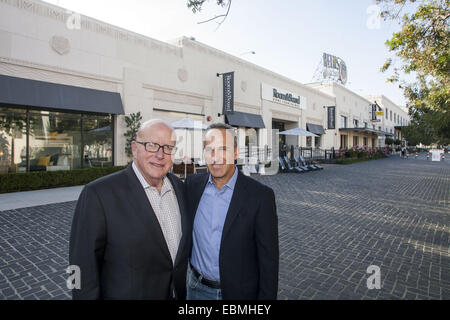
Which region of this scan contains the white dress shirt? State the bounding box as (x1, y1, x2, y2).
(132, 162, 182, 264)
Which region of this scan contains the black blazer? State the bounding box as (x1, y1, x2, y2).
(185, 170, 279, 300)
(69, 164, 190, 300)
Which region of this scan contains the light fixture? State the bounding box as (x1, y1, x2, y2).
(240, 51, 256, 56)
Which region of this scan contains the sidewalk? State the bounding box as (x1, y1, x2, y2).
(0, 185, 84, 211)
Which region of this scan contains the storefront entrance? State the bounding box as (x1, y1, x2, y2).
(245, 128, 258, 158)
(272, 120, 286, 156)
(340, 134, 348, 148)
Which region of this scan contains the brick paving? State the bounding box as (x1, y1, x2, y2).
(0, 155, 449, 299)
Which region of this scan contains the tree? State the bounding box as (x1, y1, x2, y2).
(403, 106, 444, 145)
(385, 137, 395, 145)
(123, 112, 142, 158)
(187, 0, 232, 27)
(378, 0, 449, 143)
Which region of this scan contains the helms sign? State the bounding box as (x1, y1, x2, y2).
(323, 53, 348, 85)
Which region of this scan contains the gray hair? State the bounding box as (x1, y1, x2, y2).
(205, 122, 238, 148)
(137, 119, 175, 139)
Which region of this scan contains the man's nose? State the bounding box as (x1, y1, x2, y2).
(213, 151, 225, 164)
(155, 147, 165, 159)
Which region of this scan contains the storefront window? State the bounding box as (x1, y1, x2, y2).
(245, 128, 258, 159)
(315, 136, 321, 148)
(306, 136, 312, 147)
(340, 135, 348, 148)
(83, 114, 113, 167)
(28, 110, 81, 171)
(353, 136, 359, 147)
(0, 106, 27, 173)
(0, 104, 113, 173)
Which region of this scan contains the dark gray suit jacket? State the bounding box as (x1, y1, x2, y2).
(185, 170, 279, 299)
(69, 164, 190, 299)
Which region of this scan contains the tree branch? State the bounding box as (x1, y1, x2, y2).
(197, 0, 232, 28)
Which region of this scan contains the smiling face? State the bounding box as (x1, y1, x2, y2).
(131, 121, 176, 186)
(204, 128, 238, 181)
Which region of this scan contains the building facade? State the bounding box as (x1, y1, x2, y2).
(0, 0, 408, 175)
(365, 95, 410, 145)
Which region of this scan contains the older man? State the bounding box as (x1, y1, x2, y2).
(69, 119, 190, 300)
(185, 123, 279, 300)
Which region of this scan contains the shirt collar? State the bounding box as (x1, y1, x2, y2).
(208, 166, 238, 191)
(132, 161, 172, 195)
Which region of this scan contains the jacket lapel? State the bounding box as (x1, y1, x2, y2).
(220, 170, 249, 243)
(124, 164, 172, 263)
(192, 173, 210, 220)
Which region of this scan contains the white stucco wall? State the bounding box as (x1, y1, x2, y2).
(0, 0, 407, 167)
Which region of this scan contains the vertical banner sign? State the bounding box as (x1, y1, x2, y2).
(327, 106, 336, 129)
(222, 72, 234, 114)
(371, 104, 377, 121)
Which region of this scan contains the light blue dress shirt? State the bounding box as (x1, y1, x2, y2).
(190, 166, 238, 282)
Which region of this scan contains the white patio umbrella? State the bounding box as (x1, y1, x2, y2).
(277, 128, 318, 159)
(277, 127, 318, 137)
(170, 117, 207, 177)
(171, 117, 208, 130)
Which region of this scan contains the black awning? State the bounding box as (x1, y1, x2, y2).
(306, 123, 325, 135)
(0, 74, 124, 114)
(225, 111, 265, 128)
(339, 127, 394, 136)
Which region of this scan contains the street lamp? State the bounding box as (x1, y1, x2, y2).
(240, 51, 256, 56)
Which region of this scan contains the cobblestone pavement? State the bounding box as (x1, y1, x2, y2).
(0, 155, 449, 300)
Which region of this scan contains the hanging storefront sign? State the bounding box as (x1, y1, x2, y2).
(222, 72, 234, 114)
(327, 106, 336, 129)
(371, 104, 377, 121)
(371, 103, 382, 122)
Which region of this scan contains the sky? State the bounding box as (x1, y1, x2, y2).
(42, 0, 408, 106)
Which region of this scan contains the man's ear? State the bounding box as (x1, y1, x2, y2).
(234, 146, 239, 161)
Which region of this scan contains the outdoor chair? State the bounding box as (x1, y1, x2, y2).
(278, 156, 300, 173)
(294, 155, 318, 171)
(292, 155, 312, 171)
(298, 155, 323, 170)
(283, 155, 305, 173)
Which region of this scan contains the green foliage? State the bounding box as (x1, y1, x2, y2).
(378, 0, 450, 142)
(123, 112, 142, 158)
(385, 137, 394, 145)
(187, 0, 228, 13)
(336, 147, 389, 162)
(402, 106, 443, 145)
(0, 166, 126, 194)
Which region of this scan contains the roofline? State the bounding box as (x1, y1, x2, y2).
(308, 82, 374, 105)
(178, 37, 336, 101)
(365, 95, 408, 114)
(8, 0, 183, 53)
